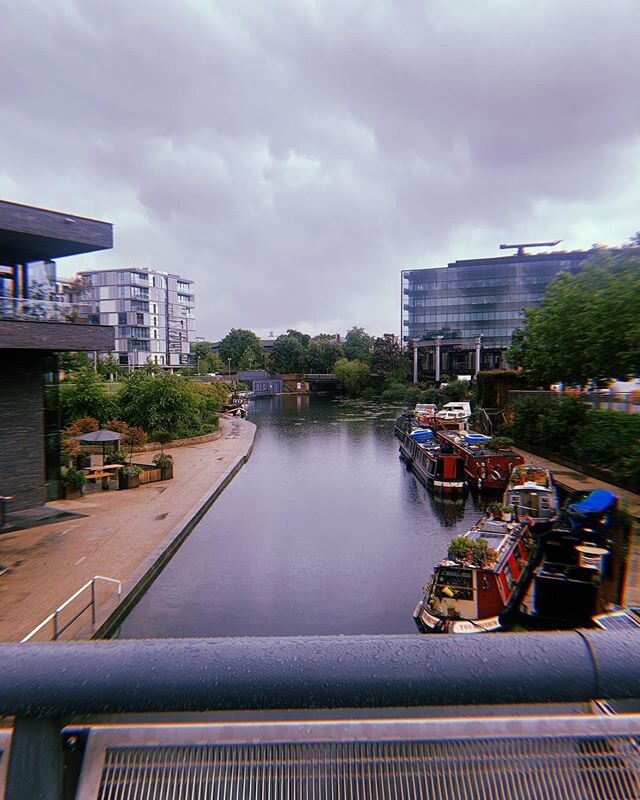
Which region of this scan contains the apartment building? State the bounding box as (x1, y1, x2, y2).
(74, 267, 195, 368)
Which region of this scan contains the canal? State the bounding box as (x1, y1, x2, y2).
(118, 395, 487, 638)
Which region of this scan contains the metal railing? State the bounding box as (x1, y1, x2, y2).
(20, 576, 121, 642)
(1, 630, 639, 799)
(0, 295, 96, 324)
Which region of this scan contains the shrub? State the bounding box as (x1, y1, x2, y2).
(152, 453, 174, 468)
(119, 465, 142, 478)
(64, 468, 87, 490)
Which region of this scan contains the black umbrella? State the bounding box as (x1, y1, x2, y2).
(71, 430, 122, 463)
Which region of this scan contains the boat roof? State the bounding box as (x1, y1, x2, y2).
(438, 519, 525, 572)
(438, 429, 519, 455)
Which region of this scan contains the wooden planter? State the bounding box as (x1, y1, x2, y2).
(64, 486, 83, 500)
(160, 464, 174, 481)
(118, 474, 140, 490)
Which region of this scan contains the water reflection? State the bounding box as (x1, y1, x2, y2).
(118, 395, 487, 639)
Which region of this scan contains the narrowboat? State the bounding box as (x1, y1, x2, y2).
(398, 429, 466, 495)
(413, 515, 534, 633)
(504, 463, 559, 528)
(436, 429, 524, 491)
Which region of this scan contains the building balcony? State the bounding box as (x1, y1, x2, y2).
(0, 295, 98, 325)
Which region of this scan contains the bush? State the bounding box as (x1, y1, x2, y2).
(152, 453, 174, 468)
(361, 387, 377, 400)
(59, 369, 117, 426)
(119, 465, 142, 478)
(64, 468, 87, 490)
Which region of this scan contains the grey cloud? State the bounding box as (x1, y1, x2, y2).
(1, 0, 640, 338)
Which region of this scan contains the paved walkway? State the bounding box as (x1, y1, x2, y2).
(517, 448, 640, 607)
(0, 416, 256, 642)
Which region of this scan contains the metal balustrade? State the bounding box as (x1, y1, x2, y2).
(0, 630, 638, 799)
(20, 576, 121, 642)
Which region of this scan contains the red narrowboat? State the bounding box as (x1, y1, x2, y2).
(398, 429, 466, 495)
(436, 429, 524, 491)
(414, 516, 534, 634)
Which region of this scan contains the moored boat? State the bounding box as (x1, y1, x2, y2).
(414, 403, 438, 427)
(504, 463, 559, 528)
(435, 401, 471, 430)
(413, 516, 534, 633)
(436, 429, 524, 491)
(522, 489, 627, 629)
(398, 428, 466, 495)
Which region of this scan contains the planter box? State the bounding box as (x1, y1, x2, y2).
(64, 486, 84, 500)
(118, 474, 140, 490)
(160, 464, 174, 481)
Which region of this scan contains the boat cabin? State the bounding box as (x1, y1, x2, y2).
(504, 464, 559, 526)
(436, 429, 524, 491)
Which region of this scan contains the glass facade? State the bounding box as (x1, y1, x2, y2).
(402, 251, 591, 370)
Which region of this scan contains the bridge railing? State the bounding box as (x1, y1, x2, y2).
(1, 630, 639, 798)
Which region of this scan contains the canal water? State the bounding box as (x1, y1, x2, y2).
(117, 395, 488, 638)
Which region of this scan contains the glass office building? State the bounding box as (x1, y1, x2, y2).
(402, 250, 591, 374)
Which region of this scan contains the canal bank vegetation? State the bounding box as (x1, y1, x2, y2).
(502, 395, 640, 486)
(60, 368, 231, 440)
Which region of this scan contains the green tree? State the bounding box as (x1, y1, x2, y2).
(372, 334, 406, 377)
(505, 328, 526, 370)
(97, 352, 127, 380)
(334, 358, 371, 397)
(191, 341, 222, 373)
(305, 336, 344, 373)
(285, 329, 311, 347)
(343, 327, 373, 363)
(117, 373, 223, 437)
(59, 368, 117, 426)
(218, 329, 264, 371)
(269, 334, 307, 373)
(58, 351, 91, 375)
(521, 252, 640, 385)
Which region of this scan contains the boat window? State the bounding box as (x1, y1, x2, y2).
(435, 568, 473, 600)
(504, 563, 516, 589)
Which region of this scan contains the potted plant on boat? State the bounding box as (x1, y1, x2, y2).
(118, 464, 142, 490)
(486, 501, 503, 520)
(501, 504, 515, 522)
(152, 453, 174, 481)
(64, 468, 87, 500)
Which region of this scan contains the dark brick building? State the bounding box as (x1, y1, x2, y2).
(0, 201, 114, 510)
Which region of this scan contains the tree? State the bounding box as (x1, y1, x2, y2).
(117, 373, 222, 437)
(191, 341, 222, 373)
(505, 328, 526, 370)
(343, 327, 373, 363)
(305, 336, 344, 373)
(334, 358, 371, 397)
(59, 368, 117, 426)
(269, 334, 307, 373)
(520, 252, 640, 386)
(372, 334, 406, 377)
(218, 329, 264, 371)
(285, 329, 311, 347)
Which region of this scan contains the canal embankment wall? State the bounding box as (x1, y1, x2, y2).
(0, 416, 256, 642)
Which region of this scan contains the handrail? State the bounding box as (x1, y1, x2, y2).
(4, 630, 639, 715)
(20, 576, 121, 642)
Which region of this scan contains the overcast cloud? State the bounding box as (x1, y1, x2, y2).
(1, 0, 639, 339)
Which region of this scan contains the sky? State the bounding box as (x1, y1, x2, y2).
(2, 0, 639, 341)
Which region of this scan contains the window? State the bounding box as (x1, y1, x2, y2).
(136, 313, 144, 324)
(118, 313, 127, 325)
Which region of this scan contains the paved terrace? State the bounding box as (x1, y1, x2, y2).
(0, 416, 255, 642)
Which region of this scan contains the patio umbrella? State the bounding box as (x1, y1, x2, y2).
(71, 430, 121, 463)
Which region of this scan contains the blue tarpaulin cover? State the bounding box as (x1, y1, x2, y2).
(465, 433, 491, 444)
(569, 489, 618, 515)
(410, 429, 434, 441)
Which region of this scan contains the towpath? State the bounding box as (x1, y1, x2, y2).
(0, 416, 256, 642)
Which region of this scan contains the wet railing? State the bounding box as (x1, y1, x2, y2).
(0, 630, 639, 798)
